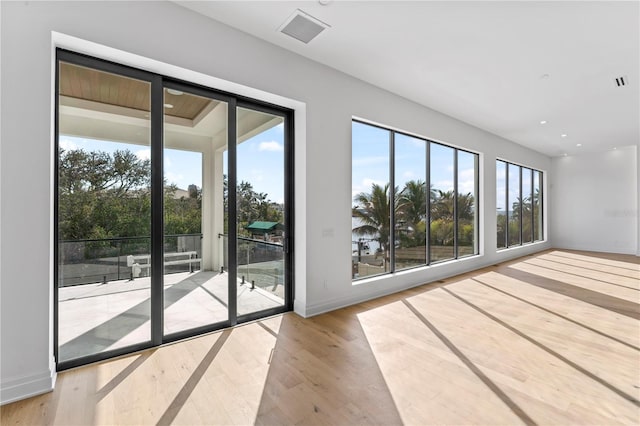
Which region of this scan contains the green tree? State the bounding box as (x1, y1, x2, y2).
(398, 180, 427, 227)
(59, 148, 152, 241)
(429, 190, 475, 248)
(352, 183, 396, 269)
(396, 180, 427, 248)
(223, 176, 284, 236)
(164, 184, 202, 235)
(59, 147, 205, 241)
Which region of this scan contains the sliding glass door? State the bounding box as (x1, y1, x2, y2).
(236, 106, 288, 318)
(56, 50, 293, 369)
(57, 60, 154, 363)
(162, 85, 230, 337)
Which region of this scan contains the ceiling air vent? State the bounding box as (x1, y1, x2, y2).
(279, 9, 330, 44)
(614, 75, 628, 87)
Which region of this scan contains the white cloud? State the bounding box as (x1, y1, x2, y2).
(458, 168, 476, 194)
(136, 149, 151, 161)
(352, 156, 388, 167)
(165, 171, 184, 186)
(363, 177, 385, 188)
(59, 138, 78, 151)
(433, 180, 454, 192)
(352, 178, 386, 198)
(403, 171, 416, 179)
(259, 141, 284, 152)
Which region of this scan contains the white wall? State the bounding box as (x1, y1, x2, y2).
(0, 1, 552, 404)
(550, 145, 638, 254)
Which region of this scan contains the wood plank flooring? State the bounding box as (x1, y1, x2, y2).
(2, 249, 639, 425)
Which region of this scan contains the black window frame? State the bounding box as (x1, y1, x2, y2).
(55, 49, 294, 371)
(351, 119, 480, 281)
(496, 159, 544, 250)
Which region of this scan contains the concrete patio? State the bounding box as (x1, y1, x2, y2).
(58, 270, 284, 362)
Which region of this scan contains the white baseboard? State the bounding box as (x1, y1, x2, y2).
(1, 367, 56, 406)
(553, 243, 637, 256)
(305, 243, 552, 318)
(293, 298, 307, 318)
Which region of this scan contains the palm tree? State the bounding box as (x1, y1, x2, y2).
(431, 190, 475, 221)
(457, 192, 475, 221)
(431, 190, 455, 221)
(398, 180, 427, 228)
(352, 183, 394, 268)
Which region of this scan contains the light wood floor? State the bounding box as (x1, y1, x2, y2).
(2, 249, 639, 425)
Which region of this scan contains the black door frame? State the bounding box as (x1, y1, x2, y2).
(55, 49, 294, 371)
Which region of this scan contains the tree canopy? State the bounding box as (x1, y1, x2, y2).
(59, 147, 283, 242)
(352, 180, 477, 259)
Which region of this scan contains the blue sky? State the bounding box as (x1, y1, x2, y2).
(497, 162, 540, 212)
(236, 123, 285, 204)
(352, 121, 477, 204)
(60, 123, 285, 203)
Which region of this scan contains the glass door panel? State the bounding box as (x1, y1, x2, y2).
(236, 107, 286, 317)
(57, 61, 152, 363)
(162, 87, 229, 335)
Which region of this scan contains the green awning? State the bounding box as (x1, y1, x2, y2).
(245, 221, 283, 232)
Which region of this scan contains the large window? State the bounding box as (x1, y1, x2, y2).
(496, 160, 544, 249)
(352, 120, 479, 280)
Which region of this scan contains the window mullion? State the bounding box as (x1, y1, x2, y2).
(389, 131, 395, 273)
(519, 166, 523, 246)
(150, 76, 164, 346)
(453, 149, 459, 258)
(426, 142, 431, 265)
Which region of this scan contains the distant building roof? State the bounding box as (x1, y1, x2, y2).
(173, 188, 189, 199)
(246, 221, 283, 232)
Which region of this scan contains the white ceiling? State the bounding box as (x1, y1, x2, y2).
(177, 1, 639, 157)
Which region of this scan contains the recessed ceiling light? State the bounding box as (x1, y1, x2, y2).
(539, 120, 547, 125)
(561, 134, 567, 138)
(541, 74, 550, 79)
(576, 143, 582, 147)
(613, 147, 617, 150)
(167, 89, 183, 96)
(563, 153, 568, 157)
(319, 0, 333, 4)
(164, 103, 174, 109)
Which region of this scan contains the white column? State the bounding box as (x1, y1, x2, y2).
(201, 142, 215, 270)
(213, 148, 225, 270)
